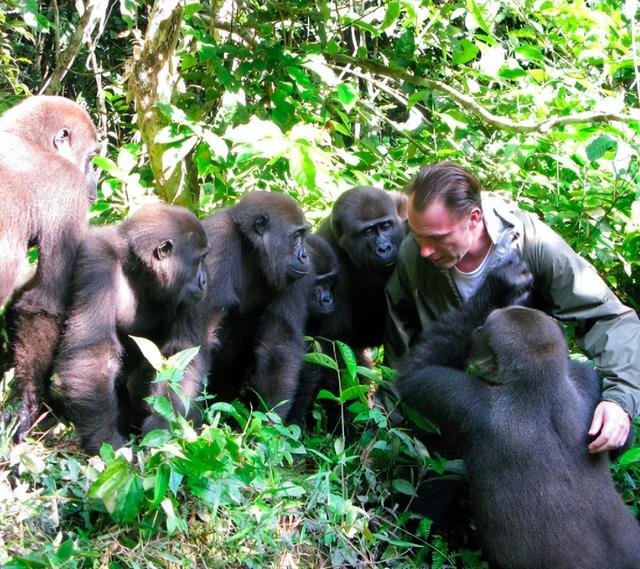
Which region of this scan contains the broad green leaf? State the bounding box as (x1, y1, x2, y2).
(336, 83, 359, 111)
(55, 539, 74, 563)
(304, 351, 339, 370)
(515, 45, 544, 63)
(130, 335, 164, 371)
(140, 428, 172, 448)
(392, 478, 416, 496)
(586, 136, 617, 162)
(452, 39, 479, 66)
(619, 447, 640, 465)
(380, 1, 400, 31)
(288, 145, 317, 190)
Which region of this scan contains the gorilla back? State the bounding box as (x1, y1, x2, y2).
(399, 306, 640, 569)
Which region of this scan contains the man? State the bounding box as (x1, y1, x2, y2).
(385, 161, 640, 452)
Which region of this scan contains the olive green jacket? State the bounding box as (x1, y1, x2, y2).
(384, 195, 640, 418)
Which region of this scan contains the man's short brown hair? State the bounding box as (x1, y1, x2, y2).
(406, 161, 482, 218)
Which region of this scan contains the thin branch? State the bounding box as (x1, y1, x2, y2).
(39, 0, 109, 95)
(329, 54, 640, 133)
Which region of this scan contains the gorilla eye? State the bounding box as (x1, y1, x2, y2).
(254, 215, 269, 235)
(364, 227, 375, 237)
(155, 239, 174, 259)
(380, 221, 392, 231)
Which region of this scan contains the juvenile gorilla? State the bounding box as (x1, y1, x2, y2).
(398, 280, 640, 566)
(317, 186, 406, 352)
(0, 96, 98, 440)
(53, 204, 210, 454)
(287, 234, 340, 424)
(203, 191, 312, 421)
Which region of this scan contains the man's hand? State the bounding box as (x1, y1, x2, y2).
(588, 400, 631, 454)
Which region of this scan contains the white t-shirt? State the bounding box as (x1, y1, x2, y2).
(450, 244, 497, 301)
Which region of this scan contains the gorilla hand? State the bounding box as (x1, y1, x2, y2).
(477, 249, 532, 310)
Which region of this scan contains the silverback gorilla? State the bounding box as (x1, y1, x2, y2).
(0, 96, 98, 440)
(202, 191, 312, 421)
(317, 186, 407, 353)
(398, 282, 640, 566)
(53, 204, 210, 454)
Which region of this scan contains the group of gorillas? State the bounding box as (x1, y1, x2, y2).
(0, 96, 407, 455)
(2, 96, 639, 569)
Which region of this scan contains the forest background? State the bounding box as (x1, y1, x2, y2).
(1, 0, 640, 567)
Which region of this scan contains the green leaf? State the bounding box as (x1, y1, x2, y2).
(304, 351, 339, 370)
(336, 83, 359, 111)
(337, 341, 357, 383)
(152, 464, 171, 508)
(585, 136, 617, 162)
(55, 539, 74, 563)
(515, 45, 544, 63)
(452, 39, 479, 65)
(392, 478, 416, 496)
(288, 145, 317, 190)
(140, 428, 172, 448)
(619, 447, 640, 465)
(167, 346, 200, 372)
(380, 1, 400, 31)
(130, 336, 165, 371)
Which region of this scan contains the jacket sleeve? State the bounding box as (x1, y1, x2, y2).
(523, 214, 640, 418)
(384, 237, 422, 368)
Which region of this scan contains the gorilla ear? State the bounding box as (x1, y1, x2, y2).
(155, 239, 174, 260)
(54, 127, 71, 150)
(254, 215, 269, 236)
(469, 326, 499, 381)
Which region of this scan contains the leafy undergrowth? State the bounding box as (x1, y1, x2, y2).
(1, 344, 638, 569)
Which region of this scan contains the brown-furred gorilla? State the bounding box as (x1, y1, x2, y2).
(317, 186, 407, 355)
(52, 204, 211, 454)
(202, 191, 312, 421)
(0, 96, 98, 440)
(397, 276, 640, 567)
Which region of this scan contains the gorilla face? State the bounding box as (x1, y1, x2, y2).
(345, 215, 403, 271)
(233, 192, 312, 290)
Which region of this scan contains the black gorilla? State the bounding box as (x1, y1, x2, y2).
(0, 96, 98, 441)
(287, 234, 341, 424)
(397, 267, 640, 567)
(202, 191, 312, 421)
(317, 186, 407, 353)
(53, 204, 210, 454)
(304, 234, 339, 334)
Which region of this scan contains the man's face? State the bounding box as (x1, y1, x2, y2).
(408, 195, 481, 269)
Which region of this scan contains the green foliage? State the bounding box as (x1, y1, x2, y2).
(2, 0, 640, 566)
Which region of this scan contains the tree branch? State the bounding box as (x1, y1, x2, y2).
(329, 54, 640, 133)
(39, 0, 109, 95)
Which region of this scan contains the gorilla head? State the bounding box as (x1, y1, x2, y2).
(329, 186, 405, 272)
(122, 204, 209, 306)
(306, 234, 339, 317)
(230, 191, 311, 289)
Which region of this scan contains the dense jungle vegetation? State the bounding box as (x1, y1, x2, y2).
(1, 0, 640, 567)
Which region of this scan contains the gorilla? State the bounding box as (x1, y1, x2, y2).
(397, 260, 640, 568)
(287, 234, 341, 424)
(304, 234, 339, 335)
(202, 191, 312, 421)
(53, 204, 211, 454)
(317, 186, 406, 354)
(0, 96, 98, 440)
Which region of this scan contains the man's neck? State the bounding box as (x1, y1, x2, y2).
(455, 223, 492, 273)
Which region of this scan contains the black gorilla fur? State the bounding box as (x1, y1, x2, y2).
(397, 253, 640, 569)
(202, 191, 313, 421)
